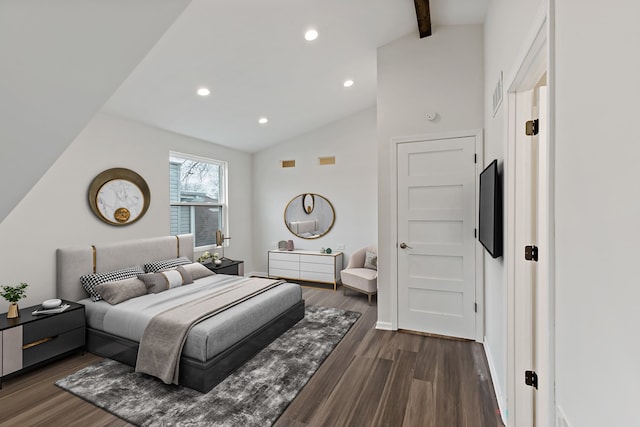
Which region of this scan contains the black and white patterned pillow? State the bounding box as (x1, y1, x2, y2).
(80, 265, 145, 301)
(144, 256, 192, 273)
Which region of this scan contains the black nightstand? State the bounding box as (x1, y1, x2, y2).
(205, 259, 244, 276)
(0, 300, 85, 387)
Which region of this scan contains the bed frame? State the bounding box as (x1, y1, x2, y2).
(56, 234, 305, 392)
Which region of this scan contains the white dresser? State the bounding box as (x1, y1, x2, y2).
(268, 250, 343, 290)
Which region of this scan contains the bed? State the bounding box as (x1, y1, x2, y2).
(56, 234, 305, 392)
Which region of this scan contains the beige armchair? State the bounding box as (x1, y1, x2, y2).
(340, 245, 377, 305)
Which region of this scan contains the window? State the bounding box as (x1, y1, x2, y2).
(170, 152, 227, 249)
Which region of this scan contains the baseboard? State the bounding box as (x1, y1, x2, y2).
(375, 321, 393, 330)
(483, 338, 507, 425)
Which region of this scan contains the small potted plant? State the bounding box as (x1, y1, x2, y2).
(197, 251, 213, 264)
(213, 252, 222, 265)
(1, 282, 28, 319)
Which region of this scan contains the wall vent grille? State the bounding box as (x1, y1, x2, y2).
(492, 71, 503, 117)
(319, 156, 335, 165)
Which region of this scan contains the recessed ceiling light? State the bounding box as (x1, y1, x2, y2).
(258, 117, 268, 124)
(304, 29, 318, 41)
(343, 79, 354, 88)
(197, 87, 210, 96)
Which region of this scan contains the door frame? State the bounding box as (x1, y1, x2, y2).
(504, 6, 555, 426)
(389, 129, 484, 342)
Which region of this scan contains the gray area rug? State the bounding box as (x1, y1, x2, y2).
(56, 305, 360, 427)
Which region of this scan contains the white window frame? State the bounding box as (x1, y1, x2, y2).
(169, 151, 228, 251)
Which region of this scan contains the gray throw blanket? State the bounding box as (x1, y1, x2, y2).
(135, 277, 284, 384)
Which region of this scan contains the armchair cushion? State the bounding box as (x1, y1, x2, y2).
(341, 268, 377, 293)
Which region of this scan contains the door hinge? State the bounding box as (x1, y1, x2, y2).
(474, 228, 477, 238)
(474, 303, 478, 313)
(525, 119, 539, 136)
(474, 153, 477, 163)
(525, 245, 538, 262)
(525, 370, 538, 389)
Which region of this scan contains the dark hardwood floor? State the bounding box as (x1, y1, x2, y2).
(0, 287, 503, 427)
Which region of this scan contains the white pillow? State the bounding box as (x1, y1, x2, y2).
(180, 262, 216, 280)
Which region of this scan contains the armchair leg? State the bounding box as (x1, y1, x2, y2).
(368, 294, 372, 305)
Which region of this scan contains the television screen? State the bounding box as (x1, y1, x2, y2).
(479, 159, 502, 258)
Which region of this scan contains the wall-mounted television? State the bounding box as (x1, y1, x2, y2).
(479, 159, 503, 258)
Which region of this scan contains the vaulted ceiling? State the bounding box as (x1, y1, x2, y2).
(103, 0, 488, 153)
(0, 0, 487, 224)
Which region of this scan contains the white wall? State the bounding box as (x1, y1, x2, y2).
(482, 0, 545, 416)
(377, 25, 484, 326)
(251, 108, 377, 274)
(0, 113, 252, 307)
(554, 1, 640, 426)
(0, 0, 190, 223)
(484, 1, 640, 424)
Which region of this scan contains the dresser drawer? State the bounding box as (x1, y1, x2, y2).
(23, 308, 85, 344)
(269, 268, 300, 280)
(299, 254, 334, 265)
(269, 259, 299, 271)
(269, 252, 300, 262)
(23, 327, 85, 368)
(300, 261, 334, 274)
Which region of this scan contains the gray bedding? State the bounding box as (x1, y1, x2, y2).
(81, 274, 302, 363)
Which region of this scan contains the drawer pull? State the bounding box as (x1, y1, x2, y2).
(23, 336, 55, 350)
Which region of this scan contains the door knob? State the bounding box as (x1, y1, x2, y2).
(399, 242, 412, 249)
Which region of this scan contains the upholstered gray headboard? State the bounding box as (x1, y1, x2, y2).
(56, 234, 194, 302)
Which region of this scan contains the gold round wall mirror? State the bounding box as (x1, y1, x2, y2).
(284, 193, 335, 239)
(88, 168, 150, 226)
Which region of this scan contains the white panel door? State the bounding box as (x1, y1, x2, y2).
(397, 136, 477, 339)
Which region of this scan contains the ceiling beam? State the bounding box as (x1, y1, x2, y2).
(413, 0, 432, 38)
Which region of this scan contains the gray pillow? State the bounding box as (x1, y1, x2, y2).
(138, 265, 193, 294)
(95, 277, 147, 305)
(181, 262, 215, 280)
(364, 251, 378, 270)
(80, 265, 145, 301)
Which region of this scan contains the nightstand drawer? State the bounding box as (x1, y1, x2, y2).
(1, 301, 86, 385)
(23, 327, 85, 368)
(23, 309, 85, 344)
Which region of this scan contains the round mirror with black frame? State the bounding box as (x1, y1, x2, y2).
(284, 193, 335, 239)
